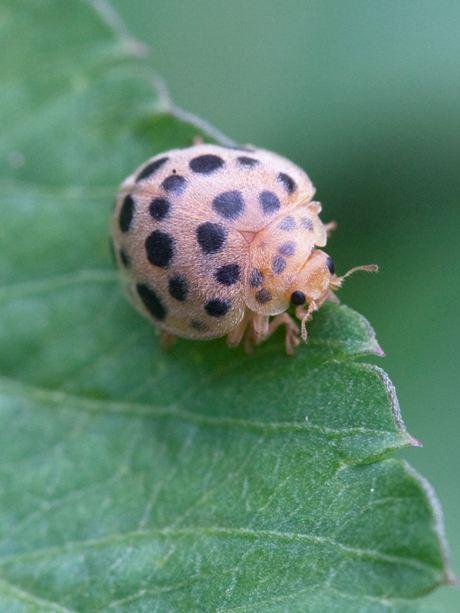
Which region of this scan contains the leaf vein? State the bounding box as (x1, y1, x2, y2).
(0, 526, 440, 576)
(0, 376, 407, 439)
(0, 577, 75, 612)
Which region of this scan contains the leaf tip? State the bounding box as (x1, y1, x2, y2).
(444, 568, 459, 586)
(372, 341, 385, 357)
(402, 460, 455, 587)
(406, 434, 423, 448)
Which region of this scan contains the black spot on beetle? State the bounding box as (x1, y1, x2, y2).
(300, 217, 313, 231)
(149, 197, 170, 221)
(236, 156, 259, 167)
(278, 172, 297, 193)
(162, 174, 187, 194)
(215, 263, 240, 286)
(255, 288, 272, 304)
(249, 268, 264, 287)
(279, 241, 296, 257)
(137, 283, 167, 320)
(196, 222, 227, 254)
(259, 190, 280, 216)
(136, 157, 169, 182)
(145, 230, 175, 268)
(168, 275, 188, 301)
(119, 194, 134, 232)
(190, 319, 209, 332)
(190, 154, 225, 174)
(272, 255, 286, 274)
(278, 216, 296, 231)
(213, 190, 245, 220)
(205, 299, 230, 317)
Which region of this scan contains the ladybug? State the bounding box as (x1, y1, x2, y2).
(111, 143, 376, 354)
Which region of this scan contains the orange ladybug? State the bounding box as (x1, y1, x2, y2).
(111, 144, 376, 353)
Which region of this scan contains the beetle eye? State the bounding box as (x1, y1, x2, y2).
(326, 256, 335, 274)
(290, 290, 306, 305)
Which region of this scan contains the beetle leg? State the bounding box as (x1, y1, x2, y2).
(325, 220, 337, 236)
(228, 311, 300, 355)
(226, 311, 250, 348)
(243, 313, 269, 353)
(266, 313, 300, 355)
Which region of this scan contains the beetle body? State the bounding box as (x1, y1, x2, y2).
(111, 144, 375, 353)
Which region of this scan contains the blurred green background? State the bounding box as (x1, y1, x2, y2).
(113, 0, 460, 608)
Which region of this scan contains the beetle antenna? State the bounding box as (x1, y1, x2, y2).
(343, 264, 379, 279)
(330, 264, 378, 291)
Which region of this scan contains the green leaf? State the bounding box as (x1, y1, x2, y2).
(0, 1, 452, 611)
